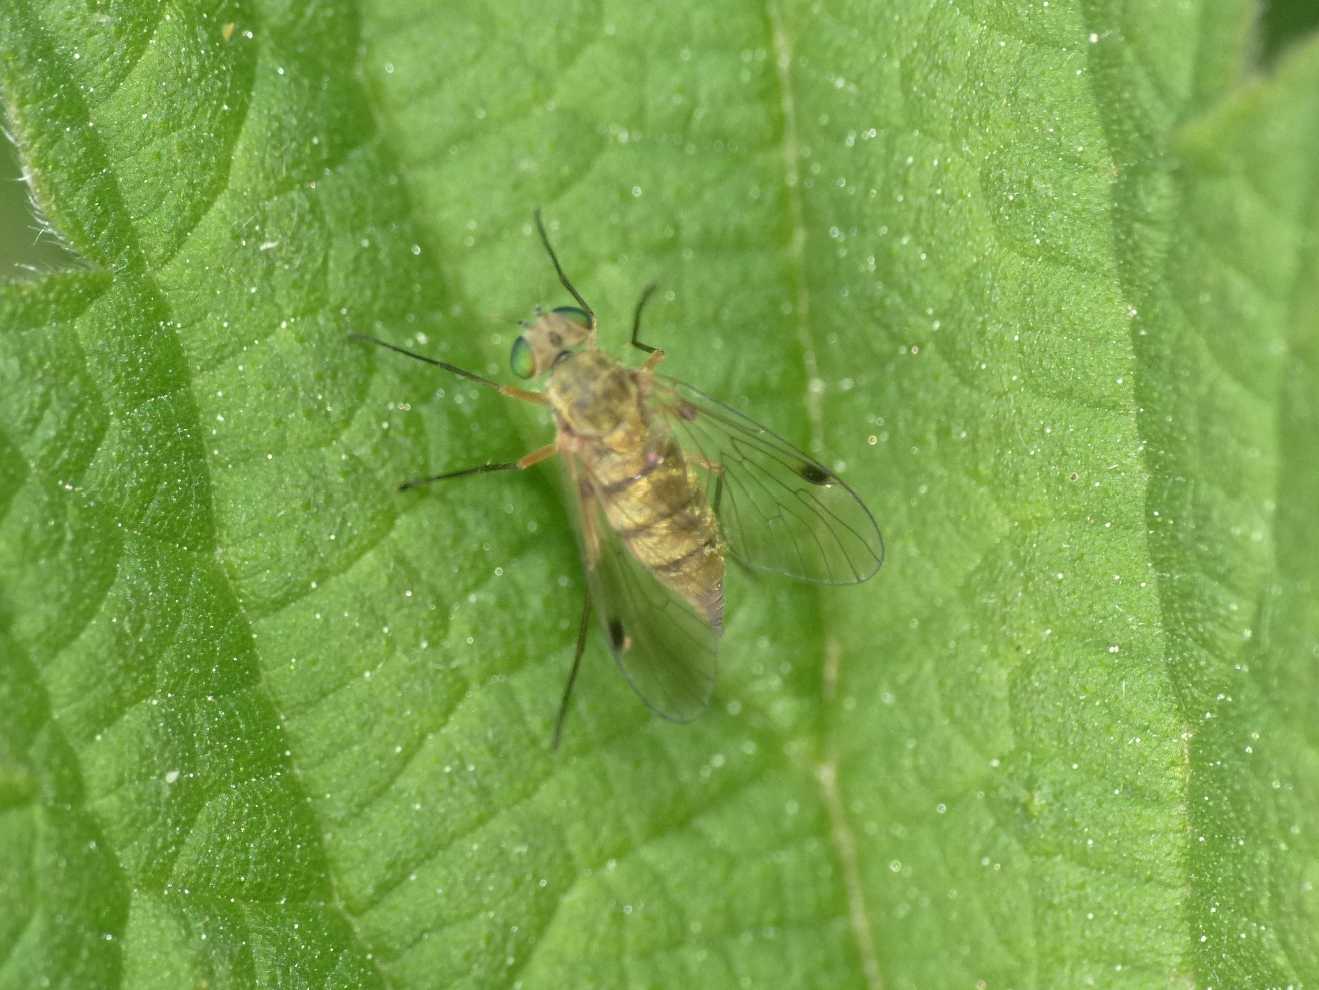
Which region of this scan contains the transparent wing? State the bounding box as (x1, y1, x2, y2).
(562, 456, 718, 722)
(650, 376, 884, 585)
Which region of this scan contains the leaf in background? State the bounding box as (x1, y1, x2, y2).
(2, 2, 1318, 989)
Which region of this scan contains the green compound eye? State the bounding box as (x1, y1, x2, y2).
(510, 336, 535, 379)
(552, 306, 591, 329)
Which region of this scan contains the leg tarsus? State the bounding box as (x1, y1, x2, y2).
(552, 589, 592, 750)
(705, 466, 754, 580)
(400, 444, 556, 491)
(687, 454, 725, 501)
(400, 462, 517, 491)
(630, 282, 663, 356)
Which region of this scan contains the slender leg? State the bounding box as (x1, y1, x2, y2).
(629, 282, 667, 372)
(552, 588, 593, 750)
(707, 468, 755, 579)
(399, 443, 556, 491)
(349, 333, 549, 405)
(685, 453, 725, 507)
(533, 210, 596, 330)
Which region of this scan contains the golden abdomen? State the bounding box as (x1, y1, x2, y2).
(594, 437, 725, 632)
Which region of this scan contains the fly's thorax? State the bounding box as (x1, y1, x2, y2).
(547, 350, 642, 439)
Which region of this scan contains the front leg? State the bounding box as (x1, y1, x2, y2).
(398, 443, 556, 491)
(629, 282, 666, 368)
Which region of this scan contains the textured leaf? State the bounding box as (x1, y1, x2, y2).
(2, 2, 1318, 988)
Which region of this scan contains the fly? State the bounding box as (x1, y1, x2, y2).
(351, 211, 885, 746)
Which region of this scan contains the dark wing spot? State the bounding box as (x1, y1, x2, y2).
(608, 618, 627, 652)
(677, 401, 698, 421)
(549, 330, 563, 347)
(798, 462, 833, 485)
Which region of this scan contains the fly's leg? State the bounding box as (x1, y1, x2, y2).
(684, 453, 725, 513)
(552, 588, 593, 750)
(690, 454, 753, 578)
(694, 459, 758, 580)
(399, 443, 556, 492)
(534, 209, 596, 331)
(629, 282, 666, 371)
(630, 283, 660, 353)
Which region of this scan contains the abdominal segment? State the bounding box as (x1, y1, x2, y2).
(596, 439, 726, 632)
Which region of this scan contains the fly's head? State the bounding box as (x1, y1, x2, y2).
(509, 306, 594, 381)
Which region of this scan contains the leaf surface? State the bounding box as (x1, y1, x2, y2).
(2, 2, 1318, 987)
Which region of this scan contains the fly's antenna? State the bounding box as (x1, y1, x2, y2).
(533, 208, 596, 333)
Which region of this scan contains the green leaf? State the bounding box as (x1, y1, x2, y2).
(3, 1, 1318, 987)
